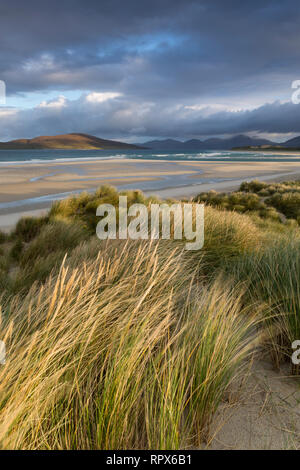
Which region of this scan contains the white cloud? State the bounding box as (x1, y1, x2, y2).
(0, 108, 17, 117)
(85, 92, 121, 103)
(38, 95, 67, 109)
(1, 92, 300, 142)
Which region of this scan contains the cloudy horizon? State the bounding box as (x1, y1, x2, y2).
(1, 0, 300, 143)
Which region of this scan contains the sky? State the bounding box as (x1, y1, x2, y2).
(0, 0, 300, 142)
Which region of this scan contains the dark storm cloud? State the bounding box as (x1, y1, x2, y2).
(0, 0, 300, 138)
(1, 0, 300, 98)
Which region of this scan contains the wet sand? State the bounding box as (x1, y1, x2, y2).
(1, 158, 300, 229)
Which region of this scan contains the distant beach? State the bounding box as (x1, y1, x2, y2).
(1, 153, 300, 230)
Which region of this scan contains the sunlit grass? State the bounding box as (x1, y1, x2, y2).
(0, 239, 257, 449)
(0, 183, 300, 449)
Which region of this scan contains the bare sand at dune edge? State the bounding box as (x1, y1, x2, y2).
(206, 357, 300, 450)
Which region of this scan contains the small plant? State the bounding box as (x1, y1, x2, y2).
(230, 237, 300, 373)
(0, 231, 7, 244)
(14, 216, 49, 242)
(266, 192, 300, 220)
(20, 220, 88, 266)
(10, 239, 24, 261)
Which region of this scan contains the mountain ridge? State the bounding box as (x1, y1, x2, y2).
(0, 133, 144, 150)
(140, 135, 275, 150)
(1, 133, 300, 151)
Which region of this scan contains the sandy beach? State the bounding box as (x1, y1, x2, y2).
(1, 158, 300, 229)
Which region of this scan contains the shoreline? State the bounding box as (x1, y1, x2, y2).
(1, 158, 300, 230)
(147, 168, 300, 199)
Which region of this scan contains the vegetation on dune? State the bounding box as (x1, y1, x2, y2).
(265, 192, 300, 221)
(229, 237, 300, 370)
(194, 179, 300, 224)
(0, 181, 300, 449)
(240, 179, 300, 195)
(0, 231, 8, 244)
(0, 241, 256, 449)
(14, 215, 49, 242)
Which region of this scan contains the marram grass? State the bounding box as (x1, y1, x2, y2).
(0, 184, 300, 449)
(0, 239, 256, 449)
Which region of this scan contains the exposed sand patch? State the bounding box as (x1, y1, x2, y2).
(207, 358, 300, 450)
(150, 170, 300, 199)
(1, 158, 300, 229)
(0, 209, 49, 232)
(1, 159, 300, 203)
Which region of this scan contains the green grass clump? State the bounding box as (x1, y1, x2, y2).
(13, 251, 66, 294)
(265, 192, 300, 220)
(240, 179, 300, 196)
(9, 239, 24, 262)
(0, 231, 8, 244)
(14, 215, 49, 242)
(194, 188, 282, 222)
(19, 220, 88, 267)
(201, 205, 261, 271)
(229, 236, 300, 371)
(195, 179, 300, 225)
(49, 186, 149, 233)
(0, 254, 8, 272)
(240, 180, 271, 193)
(194, 190, 265, 213)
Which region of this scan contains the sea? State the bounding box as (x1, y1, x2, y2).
(0, 148, 300, 164)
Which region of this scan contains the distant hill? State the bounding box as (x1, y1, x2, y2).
(282, 136, 300, 148)
(0, 133, 144, 150)
(140, 139, 185, 150)
(233, 145, 300, 152)
(3, 132, 300, 152)
(232, 135, 300, 151)
(183, 139, 204, 150)
(232, 136, 300, 152)
(141, 134, 275, 150)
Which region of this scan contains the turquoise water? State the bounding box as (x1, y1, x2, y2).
(0, 148, 300, 163)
